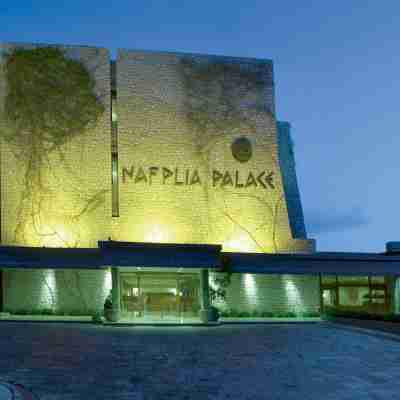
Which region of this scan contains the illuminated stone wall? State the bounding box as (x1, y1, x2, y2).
(212, 272, 320, 314)
(2, 268, 111, 314)
(114, 50, 314, 253)
(0, 42, 111, 313)
(0, 44, 318, 315)
(114, 50, 318, 314)
(0, 42, 111, 247)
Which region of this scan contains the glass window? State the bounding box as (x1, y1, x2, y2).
(339, 286, 370, 307)
(322, 289, 336, 307)
(338, 276, 368, 285)
(120, 273, 200, 320)
(321, 275, 336, 285)
(370, 276, 385, 284)
(370, 289, 386, 304)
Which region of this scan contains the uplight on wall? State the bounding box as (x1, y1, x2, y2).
(40, 270, 57, 309)
(243, 273, 258, 307)
(145, 224, 169, 243)
(101, 269, 112, 300)
(223, 232, 258, 253)
(285, 278, 304, 313)
(29, 224, 76, 248)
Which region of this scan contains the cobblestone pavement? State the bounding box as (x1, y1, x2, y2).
(1, 322, 400, 400)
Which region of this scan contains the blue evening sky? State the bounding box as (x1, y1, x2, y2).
(1, 1, 399, 252)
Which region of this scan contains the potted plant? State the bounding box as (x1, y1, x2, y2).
(104, 293, 113, 321)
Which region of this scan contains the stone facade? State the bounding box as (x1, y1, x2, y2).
(0, 43, 318, 315)
(212, 273, 320, 314)
(0, 42, 111, 313)
(2, 269, 111, 314)
(113, 50, 313, 253)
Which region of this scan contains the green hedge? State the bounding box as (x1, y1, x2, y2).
(4, 308, 99, 317)
(219, 309, 320, 318)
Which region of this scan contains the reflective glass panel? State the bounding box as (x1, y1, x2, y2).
(338, 276, 368, 285)
(321, 275, 336, 285)
(339, 287, 370, 307)
(322, 289, 336, 307)
(370, 276, 385, 284)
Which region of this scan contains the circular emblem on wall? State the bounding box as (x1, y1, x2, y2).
(231, 136, 252, 163)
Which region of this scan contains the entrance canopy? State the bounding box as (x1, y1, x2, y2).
(0, 241, 400, 275)
(98, 241, 222, 269)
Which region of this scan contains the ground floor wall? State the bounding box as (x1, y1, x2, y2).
(211, 272, 320, 315)
(2, 269, 112, 315)
(1, 269, 320, 317)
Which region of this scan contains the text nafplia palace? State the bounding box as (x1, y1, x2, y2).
(0, 42, 399, 323)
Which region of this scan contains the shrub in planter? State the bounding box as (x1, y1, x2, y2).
(275, 311, 296, 318)
(41, 308, 55, 315)
(261, 311, 274, 318)
(237, 311, 250, 318)
(251, 310, 262, 318)
(67, 309, 88, 316)
(286, 311, 297, 318)
(229, 309, 240, 317)
(209, 306, 220, 322)
(219, 310, 230, 318)
(104, 296, 113, 321)
(300, 311, 320, 318)
(15, 309, 29, 315)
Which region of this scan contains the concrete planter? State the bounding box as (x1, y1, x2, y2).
(104, 308, 119, 322)
(199, 308, 219, 323)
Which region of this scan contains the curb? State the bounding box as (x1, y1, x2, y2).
(103, 321, 221, 327)
(221, 319, 321, 325)
(325, 321, 400, 343)
(0, 319, 94, 324)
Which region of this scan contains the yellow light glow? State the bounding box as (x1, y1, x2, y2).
(40, 225, 76, 248)
(144, 224, 169, 243)
(223, 232, 259, 253)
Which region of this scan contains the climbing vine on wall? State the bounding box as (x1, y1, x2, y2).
(2, 46, 105, 245)
(180, 57, 268, 153)
(179, 57, 284, 252)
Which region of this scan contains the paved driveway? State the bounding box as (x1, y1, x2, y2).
(0, 322, 399, 400)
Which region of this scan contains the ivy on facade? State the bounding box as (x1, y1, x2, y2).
(2, 46, 105, 245)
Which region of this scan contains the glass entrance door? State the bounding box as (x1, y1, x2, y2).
(120, 272, 200, 321)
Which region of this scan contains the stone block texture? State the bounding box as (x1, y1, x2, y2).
(113, 50, 314, 253)
(0, 42, 111, 313)
(2, 269, 111, 314)
(0, 44, 318, 315)
(211, 272, 319, 314)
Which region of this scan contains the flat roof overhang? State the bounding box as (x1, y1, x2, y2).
(0, 245, 103, 269)
(224, 251, 400, 276)
(98, 241, 222, 269)
(1, 242, 400, 276)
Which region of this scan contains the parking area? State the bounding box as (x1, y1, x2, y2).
(0, 322, 400, 399)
